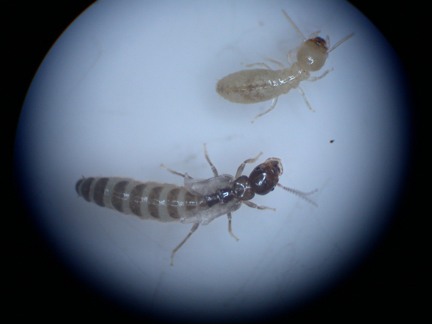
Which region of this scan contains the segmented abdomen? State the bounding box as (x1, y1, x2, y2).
(216, 69, 285, 103)
(76, 177, 207, 222)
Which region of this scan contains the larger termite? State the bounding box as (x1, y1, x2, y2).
(216, 10, 354, 122)
(76, 144, 316, 265)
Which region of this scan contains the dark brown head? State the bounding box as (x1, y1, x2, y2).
(248, 158, 283, 195)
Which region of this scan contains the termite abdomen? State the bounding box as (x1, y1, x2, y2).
(76, 177, 208, 223)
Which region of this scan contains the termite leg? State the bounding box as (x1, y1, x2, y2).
(242, 200, 276, 211)
(242, 62, 272, 70)
(171, 223, 199, 266)
(251, 97, 279, 123)
(227, 212, 239, 241)
(307, 68, 333, 82)
(203, 143, 218, 177)
(286, 49, 295, 66)
(234, 152, 263, 179)
(263, 56, 285, 69)
(296, 87, 315, 112)
(160, 164, 186, 178)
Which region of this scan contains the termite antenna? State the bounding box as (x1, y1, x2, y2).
(282, 9, 306, 42)
(277, 183, 318, 207)
(328, 33, 354, 53)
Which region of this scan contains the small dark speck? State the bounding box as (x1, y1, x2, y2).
(330, 140, 334, 143)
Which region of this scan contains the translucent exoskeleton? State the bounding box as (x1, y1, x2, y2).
(216, 10, 354, 122)
(76, 144, 317, 265)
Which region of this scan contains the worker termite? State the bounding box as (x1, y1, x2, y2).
(76, 144, 317, 265)
(216, 10, 354, 122)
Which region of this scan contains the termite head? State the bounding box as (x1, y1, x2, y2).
(297, 37, 329, 72)
(248, 158, 283, 195)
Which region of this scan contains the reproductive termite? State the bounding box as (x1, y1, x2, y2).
(76, 144, 316, 265)
(216, 9, 354, 122)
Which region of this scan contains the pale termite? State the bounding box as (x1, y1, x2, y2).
(216, 10, 354, 122)
(76, 144, 316, 265)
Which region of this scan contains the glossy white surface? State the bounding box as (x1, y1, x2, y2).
(16, 0, 410, 323)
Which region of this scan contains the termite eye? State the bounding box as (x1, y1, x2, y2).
(313, 37, 326, 47)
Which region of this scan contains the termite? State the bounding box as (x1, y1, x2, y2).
(216, 10, 354, 122)
(76, 144, 316, 265)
